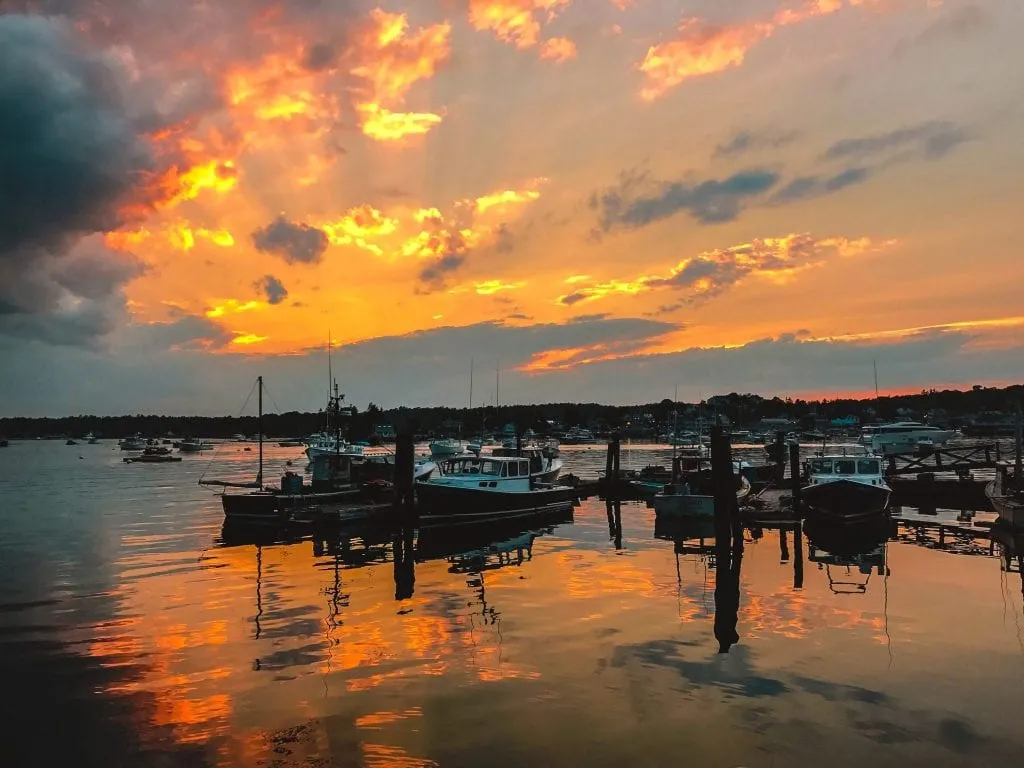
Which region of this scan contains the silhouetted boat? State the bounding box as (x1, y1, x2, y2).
(124, 447, 182, 463)
(802, 453, 890, 523)
(416, 455, 577, 520)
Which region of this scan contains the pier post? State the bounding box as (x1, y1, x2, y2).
(612, 434, 621, 479)
(789, 442, 802, 520)
(711, 426, 738, 550)
(605, 436, 621, 486)
(779, 527, 790, 563)
(394, 430, 415, 512)
(793, 521, 804, 590)
(1015, 406, 1022, 491)
(774, 430, 786, 485)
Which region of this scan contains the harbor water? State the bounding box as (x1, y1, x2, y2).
(1, 441, 1023, 767)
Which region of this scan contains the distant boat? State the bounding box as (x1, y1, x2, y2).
(124, 447, 182, 463)
(802, 453, 890, 524)
(277, 439, 304, 448)
(65, 439, 77, 446)
(178, 438, 213, 453)
(559, 427, 598, 445)
(84, 432, 100, 444)
(859, 421, 955, 455)
(429, 438, 464, 460)
(118, 435, 146, 451)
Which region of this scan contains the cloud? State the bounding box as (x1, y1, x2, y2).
(591, 168, 780, 229)
(254, 275, 288, 305)
(0, 15, 157, 346)
(418, 253, 467, 292)
(540, 37, 578, 63)
(715, 128, 800, 158)
(822, 121, 972, 163)
(895, 5, 990, 53)
(638, 1, 900, 100)
(251, 216, 329, 264)
(560, 234, 893, 306)
(349, 9, 451, 141)
(122, 315, 233, 351)
(468, 0, 571, 50)
(769, 167, 871, 204)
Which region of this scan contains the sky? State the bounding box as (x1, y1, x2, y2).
(1, 0, 1022, 416)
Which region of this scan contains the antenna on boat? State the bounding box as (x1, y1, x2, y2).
(257, 375, 263, 487)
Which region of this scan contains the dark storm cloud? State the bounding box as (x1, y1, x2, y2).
(591, 168, 780, 229)
(252, 216, 329, 264)
(769, 167, 872, 204)
(0, 15, 151, 346)
(822, 122, 971, 163)
(122, 315, 233, 351)
(714, 128, 799, 158)
(0, 15, 151, 256)
(254, 275, 289, 305)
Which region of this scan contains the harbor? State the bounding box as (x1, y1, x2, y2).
(3, 419, 1024, 767)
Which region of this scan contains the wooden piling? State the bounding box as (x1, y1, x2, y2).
(793, 521, 804, 590)
(711, 426, 738, 549)
(789, 442, 802, 520)
(394, 430, 415, 511)
(605, 436, 621, 485)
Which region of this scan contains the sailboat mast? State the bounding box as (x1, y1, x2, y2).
(257, 375, 264, 485)
(326, 331, 332, 434)
(873, 359, 879, 399)
(496, 359, 500, 408)
(469, 358, 474, 409)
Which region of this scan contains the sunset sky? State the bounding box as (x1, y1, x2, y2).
(1, 0, 1022, 415)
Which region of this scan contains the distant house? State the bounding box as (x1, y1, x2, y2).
(374, 424, 396, 440)
(830, 416, 859, 428)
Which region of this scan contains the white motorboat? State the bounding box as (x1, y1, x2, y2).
(118, 434, 146, 451)
(417, 454, 577, 520)
(802, 452, 891, 523)
(859, 421, 955, 455)
(429, 438, 463, 459)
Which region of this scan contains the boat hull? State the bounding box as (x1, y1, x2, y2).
(651, 493, 715, 518)
(986, 481, 1024, 529)
(416, 481, 577, 521)
(221, 488, 363, 524)
(802, 479, 891, 523)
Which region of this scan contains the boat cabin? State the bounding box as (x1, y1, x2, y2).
(310, 453, 355, 491)
(435, 455, 534, 490)
(807, 456, 886, 486)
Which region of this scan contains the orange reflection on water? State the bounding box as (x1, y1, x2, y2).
(362, 743, 438, 768)
(355, 707, 423, 729)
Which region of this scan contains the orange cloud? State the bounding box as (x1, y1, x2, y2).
(350, 10, 451, 140)
(468, 0, 571, 49)
(639, 1, 856, 100)
(230, 333, 268, 345)
(539, 36, 578, 63)
(559, 234, 894, 305)
(321, 204, 399, 256)
(206, 300, 263, 318)
(167, 224, 235, 251)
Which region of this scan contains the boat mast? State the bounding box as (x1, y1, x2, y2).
(326, 330, 332, 435)
(496, 359, 500, 408)
(873, 359, 879, 399)
(672, 384, 678, 479)
(257, 375, 263, 486)
(469, 358, 474, 410)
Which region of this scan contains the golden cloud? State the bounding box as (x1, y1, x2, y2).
(559, 234, 894, 305)
(539, 36, 578, 63)
(468, 0, 571, 50)
(206, 300, 264, 318)
(321, 204, 400, 256)
(640, 1, 862, 100)
(350, 10, 451, 140)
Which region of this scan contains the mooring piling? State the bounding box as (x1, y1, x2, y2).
(394, 430, 415, 511)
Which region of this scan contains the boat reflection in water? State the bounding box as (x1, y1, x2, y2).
(805, 515, 893, 594)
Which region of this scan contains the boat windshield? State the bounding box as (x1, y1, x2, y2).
(811, 459, 832, 474)
(449, 459, 503, 476)
(858, 459, 881, 475)
(834, 459, 857, 475)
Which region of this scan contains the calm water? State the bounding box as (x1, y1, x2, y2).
(2, 441, 1023, 767)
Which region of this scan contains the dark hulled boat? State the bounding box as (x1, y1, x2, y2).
(801, 454, 891, 523)
(417, 455, 577, 521)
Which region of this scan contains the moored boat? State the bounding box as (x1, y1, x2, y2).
(417, 455, 577, 521)
(178, 437, 213, 452)
(429, 438, 463, 460)
(125, 447, 182, 463)
(118, 434, 146, 451)
(801, 453, 891, 523)
(987, 461, 1024, 529)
